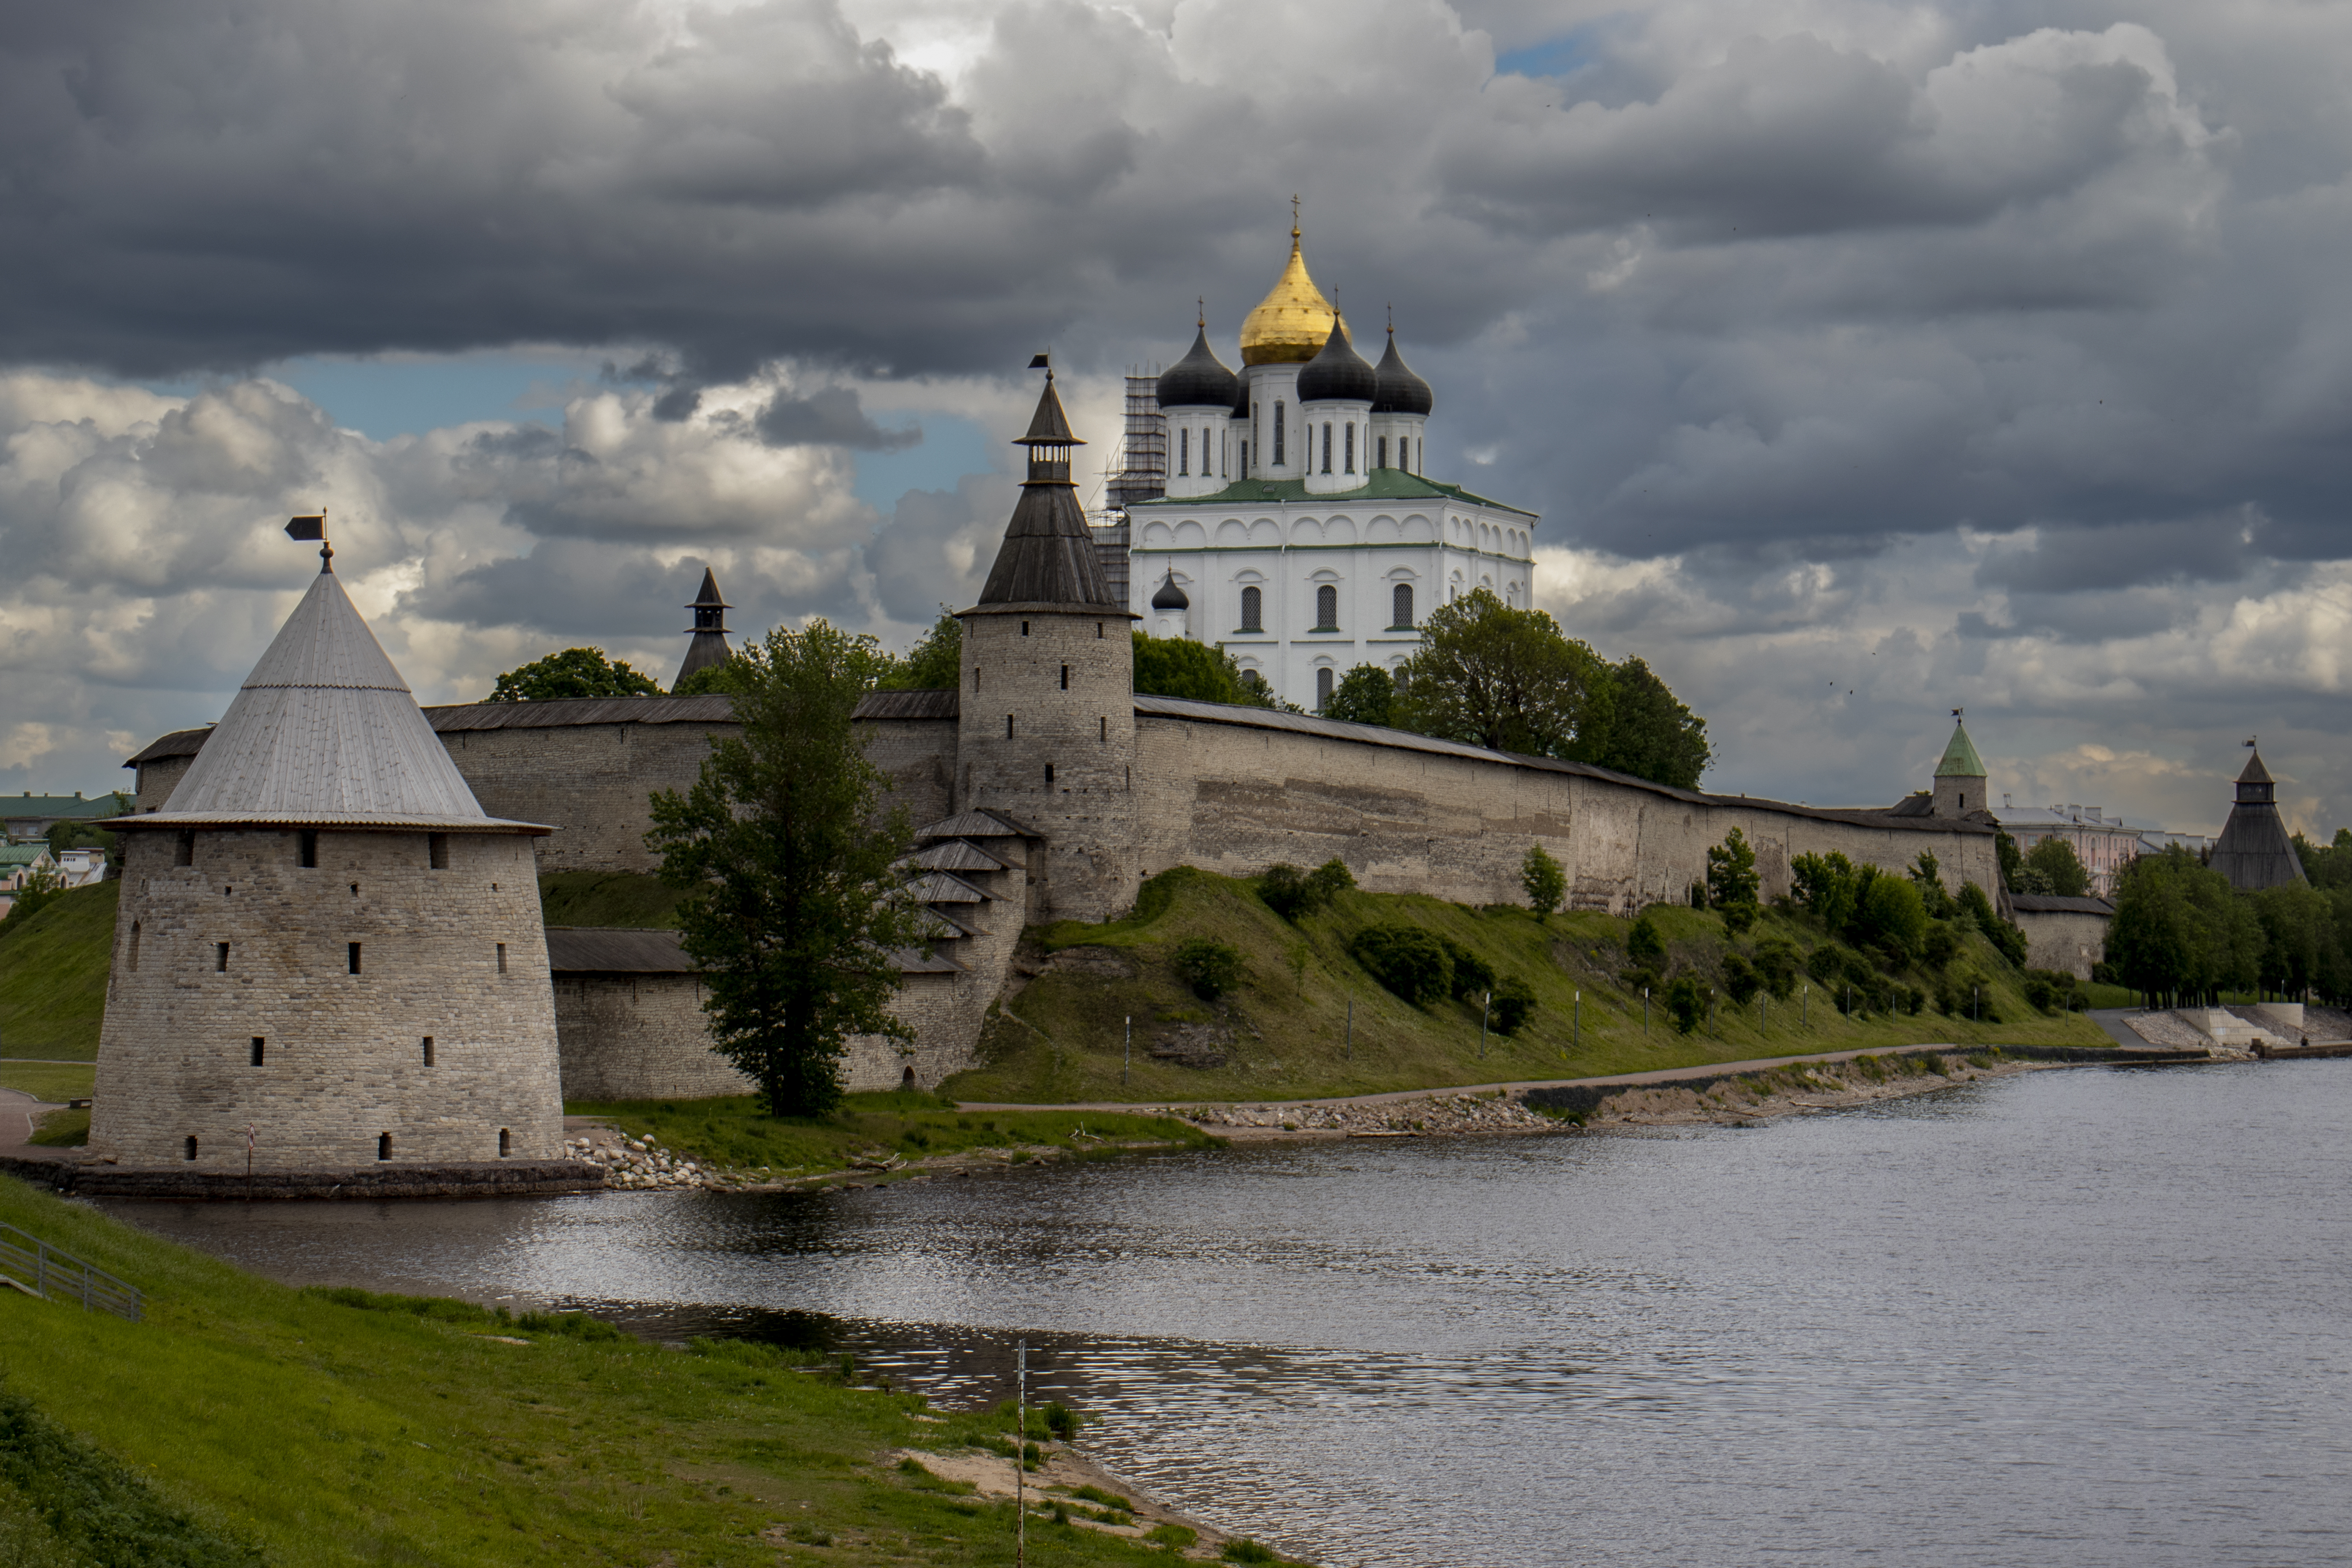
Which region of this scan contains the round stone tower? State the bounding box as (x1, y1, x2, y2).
(90, 545, 565, 1173)
(956, 365, 1138, 922)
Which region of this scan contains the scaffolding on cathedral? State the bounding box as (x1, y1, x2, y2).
(1084, 369, 1166, 612)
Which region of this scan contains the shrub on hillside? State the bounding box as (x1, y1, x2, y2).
(1857, 875, 1929, 962)
(1173, 938, 1244, 1000)
(1489, 975, 1538, 1035)
(2022, 968, 2087, 1014)
(1922, 919, 1960, 971)
(1806, 943, 1851, 987)
(1751, 938, 1801, 1000)
(1720, 951, 1760, 1005)
(1665, 975, 1708, 1034)
(1626, 913, 1666, 967)
(1521, 844, 1566, 920)
(1350, 924, 1453, 1006)
(1440, 938, 1496, 1002)
(1255, 858, 1356, 923)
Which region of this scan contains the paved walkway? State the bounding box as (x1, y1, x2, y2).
(0, 1087, 64, 1158)
(2088, 1009, 2156, 1050)
(958, 1042, 2049, 1115)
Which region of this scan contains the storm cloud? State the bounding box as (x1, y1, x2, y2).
(7, 0, 2352, 835)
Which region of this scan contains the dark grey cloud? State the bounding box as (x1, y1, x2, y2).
(753, 387, 919, 450)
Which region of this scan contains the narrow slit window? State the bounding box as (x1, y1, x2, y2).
(428, 833, 448, 869)
(1241, 585, 1262, 632)
(1273, 402, 1285, 466)
(175, 830, 196, 867)
(1345, 423, 1356, 473)
(377, 1133, 392, 1162)
(1178, 426, 1189, 475)
(421, 1036, 435, 1066)
(1096, 622, 1105, 638)
(184, 1136, 198, 1162)
(495, 943, 508, 974)
(215, 942, 229, 973)
(1379, 436, 1389, 469)
(298, 829, 318, 868)
(1020, 621, 1030, 636)
(499, 1129, 512, 1158)
(1100, 715, 1107, 741)
(1321, 422, 1333, 474)
(1045, 763, 1056, 784)
(250, 1037, 265, 1066)
(347, 942, 362, 974)
(1060, 664, 1069, 690)
(1006, 714, 1015, 739)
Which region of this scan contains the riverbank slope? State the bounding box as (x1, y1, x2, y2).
(0, 1174, 1268, 1566)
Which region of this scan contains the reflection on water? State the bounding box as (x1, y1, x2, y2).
(103, 1063, 2352, 1567)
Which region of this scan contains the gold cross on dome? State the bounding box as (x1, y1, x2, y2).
(1291, 194, 1301, 235)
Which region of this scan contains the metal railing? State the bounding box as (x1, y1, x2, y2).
(0, 1221, 141, 1321)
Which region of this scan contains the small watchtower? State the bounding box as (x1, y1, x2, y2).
(956, 361, 1138, 921)
(1933, 710, 1988, 818)
(90, 521, 566, 1173)
(2210, 742, 2305, 890)
(673, 568, 733, 689)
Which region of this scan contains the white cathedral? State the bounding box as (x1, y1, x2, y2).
(1118, 222, 1538, 712)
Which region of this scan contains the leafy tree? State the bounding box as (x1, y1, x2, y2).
(1909, 851, 1955, 919)
(2020, 836, 2091, 898)
(2253, 881, 2335, 998)
(1489, 975, 1538, 1035)
(1351, 924, 1453, 1005)
(46, 804, 127, 866)
(1174, 938, 1244, 1000)
(671, 661, 740, 698)
(1705, 827, 1760, 932)
(2106, 846, 2263, 1005)
(490, 646, 664, 702)
(1393, 589, 1611, 757)
(878, 610, 962, 691)
(1790, 851, 1862, 935)
(1521, 844, 1566, 921)
(1131, 632, 1276, 708)
(1322, 664, 1396, 726)
(1306, 858, 1356, 905)
(1954, 881, 2029, 968)
(1856, 875, 1929, 963)
(1577, 655, 1711, 789)
(645, 620, 924, 1117)
(1995, 829, 2024, 892)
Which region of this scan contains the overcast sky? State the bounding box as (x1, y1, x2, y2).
(4, 0, 2349, 836)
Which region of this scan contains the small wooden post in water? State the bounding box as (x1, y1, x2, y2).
(1016, 1339, 1027, 1567)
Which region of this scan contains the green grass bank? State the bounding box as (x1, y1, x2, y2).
(0, 1174, 1269, 1566)
(0, 880, 116, 1062)
(945, 868, 2112, 1105)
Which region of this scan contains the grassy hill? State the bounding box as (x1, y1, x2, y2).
(0, 880, 116, 1063)
(537, 869, 684, 928)
(0, 1174, 1226, 1567)
(944, 868, 2111, 1105)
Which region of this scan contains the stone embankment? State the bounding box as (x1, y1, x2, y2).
(1183, 1094, 1557, 1136)
(568, 1132, 748, 1191)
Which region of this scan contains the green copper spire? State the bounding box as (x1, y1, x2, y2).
(1934, 714, 1986, 779)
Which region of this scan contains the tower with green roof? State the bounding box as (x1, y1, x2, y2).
(1932, 711, 1988, 818)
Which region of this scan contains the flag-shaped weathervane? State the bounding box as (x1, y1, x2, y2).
(286, 512, 332, 570)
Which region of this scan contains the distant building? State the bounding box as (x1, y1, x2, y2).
(671, 569, 733, 690)
(2208, 746, 2305, 891)
(1988, 801, 2149, 898)
(0, 842, 53, 917)
(4, 791, 127, 842)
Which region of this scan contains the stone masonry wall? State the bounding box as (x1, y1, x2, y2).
(435, 721, 733, 873)
(1130, 714, 2003, 917)
(860, 716, 956, 829)
(552, 973, 753, 1101)
(2016, 908, 2111, 980)
(134, 754, 196, 812)
(91, 827, 565, 1170)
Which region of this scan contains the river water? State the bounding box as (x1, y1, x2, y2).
(102, 1061, 2352, 1566)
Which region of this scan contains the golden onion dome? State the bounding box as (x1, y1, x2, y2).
(1238, 229, 1336, 366)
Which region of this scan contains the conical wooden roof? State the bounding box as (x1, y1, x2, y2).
(2210, 746, 2303, 890)
(129, 568, 543, 831)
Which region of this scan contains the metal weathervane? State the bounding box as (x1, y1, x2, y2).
(285, 510, 332, 571)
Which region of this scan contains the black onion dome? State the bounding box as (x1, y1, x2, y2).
(1296, 317, 1378, 405)
(1150, 572, 1190, 610)
(1372, 330, 1434, 416)
(1156, 326, 1239, 409)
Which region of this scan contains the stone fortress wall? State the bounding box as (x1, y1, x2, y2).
(91, 826, 564, 1170)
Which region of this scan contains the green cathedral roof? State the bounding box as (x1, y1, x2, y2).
(1934, 720, 1986, 779)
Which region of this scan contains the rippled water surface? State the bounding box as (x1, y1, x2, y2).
(105, 1062, 2352, 1566)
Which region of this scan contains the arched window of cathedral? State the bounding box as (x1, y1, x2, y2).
(1316, 584, 1338, 630)
(1178, 427, 1189, 476)
(1345, 423, 1356, 473)
(1240, 585, 1262, 632)
(1321, 423, 1333, 474)
(1316, 666, 1334, 710)
(1273, 403, 1286, 466)
(1392, 583, 1413, 629)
